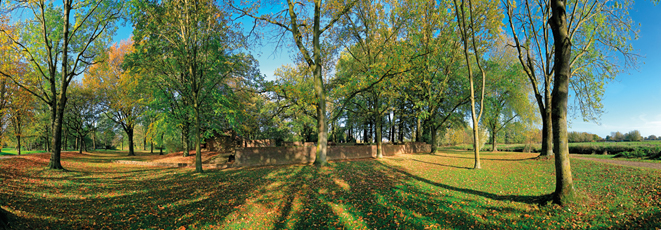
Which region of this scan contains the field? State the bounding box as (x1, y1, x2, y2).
(0, 148, 46, 156)
(0, 150, 660, 229)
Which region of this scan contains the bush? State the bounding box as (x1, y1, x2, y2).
(612, 146, 661, 158)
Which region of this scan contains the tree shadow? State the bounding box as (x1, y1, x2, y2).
(410, 159, 472, 169)
(381, 162, 552, 205)
(430, 154, 538, 162)
(0, 153, 557, 229)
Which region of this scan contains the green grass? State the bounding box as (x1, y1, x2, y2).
(0, 148, 46, 156)
(575, 154, 661, 164)
(0, 151, 659, 229)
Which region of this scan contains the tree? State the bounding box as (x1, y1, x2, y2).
(333, 0, 426, 157)
(452, 0, 502, 169)
(611, 131, 624, 142)
(625, 130, 642, 142)
(0, 0, 122, 169)
(85, 39, 146, 156)
(232, 0, 357, 166)
(504, 0, 639, 157)
(63, 82, 101, 154)
(0, 16, 17, 153)
(482, 35, 537, 152)
(129, 0, 245, 172)
(549, 0, 574, 205)
(8, 87, 35, 155)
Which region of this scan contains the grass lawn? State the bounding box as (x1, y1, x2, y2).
(574, 154, 661, 164)
(0, 148, 46, 156)
(0, 151, 659, 229)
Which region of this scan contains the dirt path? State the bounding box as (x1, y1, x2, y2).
(570, 154, 661, 170)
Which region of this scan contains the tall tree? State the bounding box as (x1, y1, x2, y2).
(232, 0, 357, 166)
(452, 0, 502, 169)
(129, 0, 244, 172)
(0, 15, 19, 153)
(63, 82, 101, 154)
(482, 34, 537, 152)
(9, 87, 35, 155)
(333, 0, 422, 158)
(85, 39, 146, 156)
(549, 0, 574, 205)
(0, 0, 121, 169)
(503, 0, 639, 157)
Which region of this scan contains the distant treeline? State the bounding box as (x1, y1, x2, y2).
(568, 130, 660, 143)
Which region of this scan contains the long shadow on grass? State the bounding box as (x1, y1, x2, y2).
(2, 155, 550, 229)
(0, 158, 281, 229)
(384, 162, 551, 205)
(411, 159, 472, 169)
(249, 160, 525, 229)
(433, 154, 538, 162)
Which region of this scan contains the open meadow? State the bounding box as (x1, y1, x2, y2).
(1, 150, 659, 229)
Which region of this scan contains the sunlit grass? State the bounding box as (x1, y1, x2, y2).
(0, 150, 659, 229)
(0, 148, 46, 156)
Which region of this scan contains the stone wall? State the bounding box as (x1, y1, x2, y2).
(234, 142, 430, 167)
(205, 137, 275, 152)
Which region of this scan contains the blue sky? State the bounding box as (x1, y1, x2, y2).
(111, 2, 661, 138)
(568, 1, 661, 138)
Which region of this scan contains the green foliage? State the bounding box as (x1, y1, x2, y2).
(568, 131, 602, 143)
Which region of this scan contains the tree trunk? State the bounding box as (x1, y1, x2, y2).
(550, 0, 575, 205)
(389, 113, 394, 143)
(182, 128, 189, 157)
(311, 2, 329, 167)
(127, 128, 135, 156)
(159, 133, 164, 155)
(92, 132, 96, 151)
(16, 135, 21, 156)
(194, 105, 203, 173)
(78, 136, 83, 154)
(416, 117, 422, 142)
(376, 114, 383, 158)
(150, 141, 154, 154)
(363, 121, 369, 143)
(430, 127, 437, 153)
(49, 95, 66, 169)
(491, 128, 497, 152)
(540, 105, 554, 156)
(398, 106, 404, 143)
(143, 136, 147, 151)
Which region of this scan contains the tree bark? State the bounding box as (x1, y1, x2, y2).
(194, 105, 203, 173)
(430, 127, 437, 153)
(78, 136, 83, 154)
(540, 102, 554, 156)
(49, 96, 66, 169)
(550, 0, 575, 205)
(398, 105, 404, 143)
(150, 141, 154, 154)
(416, 117, 422, 142)
(389, 113, 394, 143)
(16, 135, 21, 155)
(311, 4, 329, 166)
(127, 128, 135, 156)
(182, 127, 189, 157)
(491, 129, 497, 152)
(159, 133, 164, 155)
(363, 121, 369, 143)
(376, 114, 383, 158)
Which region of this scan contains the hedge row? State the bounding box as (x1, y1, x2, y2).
(486, 144, 661, 159)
